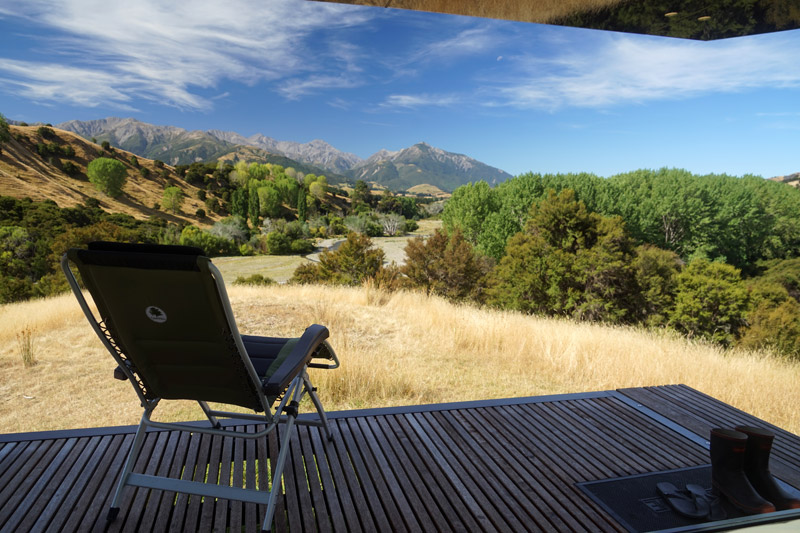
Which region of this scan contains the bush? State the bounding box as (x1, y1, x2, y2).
(210, 216, 249, 244)
(669, 259, 749, 345)
(290, 238, 314, 254)
(403, 228, 492, 301)
(178, 225, 237, 256)
(234, 273, 275, 286)
(265, 231, 291, 255)
(344, 214, 383, 237)
(290, 232, 385, 286)
(62, 161, 80, 176)
(37, 126, 56, 139)
(87, 157, 127, 197)
(195, 208, 206, 219)
(740, 295, 800, 358)
(139, 166, 150, 178)
(632, 245, 682, 326)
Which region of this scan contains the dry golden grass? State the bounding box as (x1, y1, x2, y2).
(2, 285, 798, 436)
(317, 0, 624, 23)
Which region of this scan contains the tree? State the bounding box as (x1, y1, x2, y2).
(403, 228, 492, 301)
(257, 184, 282, 219)
(632, 245, 682, 326)
(291, 232, 385, 286)
(669, 259, 749, 345)
(486, 189, 637, 323)
(352, 180, 372, 209)
(161, 186, 185, 213)
(380, 213, 405, 236)
(441, 181, 498, 245)
(297, 187, 307, 221)
(248, 186, 260, 226)
(87, 157, 127, 197)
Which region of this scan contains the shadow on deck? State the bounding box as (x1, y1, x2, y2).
(2, 385, 800, 532)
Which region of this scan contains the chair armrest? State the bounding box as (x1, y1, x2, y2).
(263, 324, 329, 397)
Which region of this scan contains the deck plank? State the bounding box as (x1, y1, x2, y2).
(1, 385, 799, 532)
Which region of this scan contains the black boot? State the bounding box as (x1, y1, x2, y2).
(736, 426, 800, 511)
(710, 428, 776, 514)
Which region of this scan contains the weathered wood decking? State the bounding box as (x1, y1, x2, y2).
(1, 384, 799, 532)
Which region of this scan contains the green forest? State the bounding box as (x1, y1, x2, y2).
(438, 169, 800, 357)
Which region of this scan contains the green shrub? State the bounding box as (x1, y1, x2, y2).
(62, 161, 80, 176)
(290, 232, 385, 286)
(234, 273, 275, 286)
(403, 228, 492, 301)
(265, 231, 291, 255)
(290, 238, 314, 254)
(37, 126, 56, 139)
(669, 259, 749, 345)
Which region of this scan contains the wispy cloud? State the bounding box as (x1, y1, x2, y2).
(0, 0, 374, 109)
(381, 93, 462, 109)
(493, 33, 800, 109)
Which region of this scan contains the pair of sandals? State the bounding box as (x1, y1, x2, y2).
(657, 482, 727, 520)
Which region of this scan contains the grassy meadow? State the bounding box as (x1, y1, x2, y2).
(1, 282, 799, 436)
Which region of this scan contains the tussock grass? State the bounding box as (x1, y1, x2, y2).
(1, 285, 798, 435)
(16, 326, 36, 368)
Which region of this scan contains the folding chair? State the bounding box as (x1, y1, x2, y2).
(61, 241, 339, 532)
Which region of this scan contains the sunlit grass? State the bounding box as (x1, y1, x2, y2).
(1, 284, 798, 435)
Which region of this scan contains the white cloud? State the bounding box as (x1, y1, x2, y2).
(382, 93, 462, 109)
(493, 33, 800, 109)
(0, 0, 374, 109)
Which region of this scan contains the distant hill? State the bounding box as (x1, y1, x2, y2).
(0, 124, 215, 225)
(58, 118, 513, 193)
(58, 117, 235, 165)
(770, 172, 800, 187)
(406, 183, 450, 197)
(347, 142, 512, 191)
(207, 130, 361, 173)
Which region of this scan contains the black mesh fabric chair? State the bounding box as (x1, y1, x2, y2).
(61, 241, 339, 532)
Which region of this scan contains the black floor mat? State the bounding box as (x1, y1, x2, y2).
(577, 465, 799, 532)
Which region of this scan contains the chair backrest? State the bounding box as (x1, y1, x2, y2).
(65, 241, 264, 411)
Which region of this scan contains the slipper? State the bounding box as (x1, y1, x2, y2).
(657, 482, 707, 519)
(686, 484, 727, 521)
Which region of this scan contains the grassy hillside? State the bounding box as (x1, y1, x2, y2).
(0, 125, 216, 226)
(1, 283, 798, 435)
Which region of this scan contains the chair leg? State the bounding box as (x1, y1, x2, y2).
(262, 376, 304, 533)
(303, 373, 332, 441)
(108, 412, 150, 520)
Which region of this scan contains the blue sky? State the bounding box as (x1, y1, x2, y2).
(1, 0, 800, 178)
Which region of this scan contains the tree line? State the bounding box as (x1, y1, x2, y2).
(288, 171, 800, 359)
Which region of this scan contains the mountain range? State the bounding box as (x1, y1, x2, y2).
(56, 117, 512, 192)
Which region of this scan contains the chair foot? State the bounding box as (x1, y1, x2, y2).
(107, 507, 120, 522)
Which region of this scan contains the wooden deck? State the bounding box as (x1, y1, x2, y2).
(2, 384, 800, 532)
